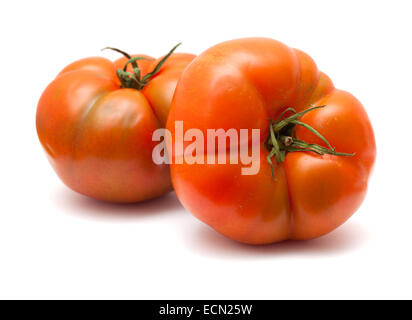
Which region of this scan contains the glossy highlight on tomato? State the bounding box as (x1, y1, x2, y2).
(37, 46, 195, 203)
(167, 38, 376, 244)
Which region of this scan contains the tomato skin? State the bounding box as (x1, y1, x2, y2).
(167, 38, 376, 244)
(37, 53, 195, 203)
(171, 153, 292, 244)
(142, 53, 196, 126)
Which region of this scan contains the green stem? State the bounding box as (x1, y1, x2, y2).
(276, 107, 297, 122)
(122, 56, 154, 72)
(141, 43, 181, 82)
(102, 47, 131, 59)
(102, 43, 182, 90)
(266, 105, 355, 179)
(274, 105, 325, 132)
(290, 120, 334, 150)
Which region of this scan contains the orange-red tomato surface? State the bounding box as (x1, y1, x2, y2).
(37, 51, 195, 203)
(167, 38, 376, 244)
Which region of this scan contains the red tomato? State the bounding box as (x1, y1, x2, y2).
(167, 38, 376, 244)
(37, 45, 195, 203)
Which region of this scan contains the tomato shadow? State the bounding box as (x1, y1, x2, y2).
(183, 220, 368, 258)
(51, 186, 184, 220)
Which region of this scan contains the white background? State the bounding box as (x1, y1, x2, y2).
(0, 0, 411, 299)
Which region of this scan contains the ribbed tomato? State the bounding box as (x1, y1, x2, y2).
(37, 45, 195, 203)
(167, 38, 376, 244)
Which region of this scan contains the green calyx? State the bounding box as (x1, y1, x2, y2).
(266, 105, 354, 180)
(102, 43, 182, 90)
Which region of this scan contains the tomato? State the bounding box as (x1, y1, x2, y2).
(167, 38, 376, 244)
(37, 45, 195, 203)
